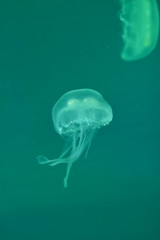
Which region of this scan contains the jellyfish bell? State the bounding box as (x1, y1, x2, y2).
(53, 89, 112, 136)
(37, 89, 113, 188)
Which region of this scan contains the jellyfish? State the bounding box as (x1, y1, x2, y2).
(120, 0, 159, 61)
(37, 89, 113, 188)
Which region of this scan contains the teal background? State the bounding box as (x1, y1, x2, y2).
(0, 0, 160, 239)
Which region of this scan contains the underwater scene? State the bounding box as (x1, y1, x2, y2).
(1, 0, 160, 239)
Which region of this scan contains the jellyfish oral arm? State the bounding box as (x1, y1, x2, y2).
(37, 127, 95, 188)
(36, 144, 72, 166)
(62, 128, 96, 187)
(36, 155, 68, 166)
(64, 162, 72, 188)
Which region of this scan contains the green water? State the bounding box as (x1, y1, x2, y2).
(1, 1, 160, 240)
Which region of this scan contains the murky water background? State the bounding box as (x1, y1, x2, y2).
(1, 1, 160, 239)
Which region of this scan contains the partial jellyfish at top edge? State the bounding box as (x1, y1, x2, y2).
(119, 0, 159, 61)
(37, 89, 113, 188)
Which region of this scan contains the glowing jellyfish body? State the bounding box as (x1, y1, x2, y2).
(37, 89, 113, 188)
(120, 0, 159, 61)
